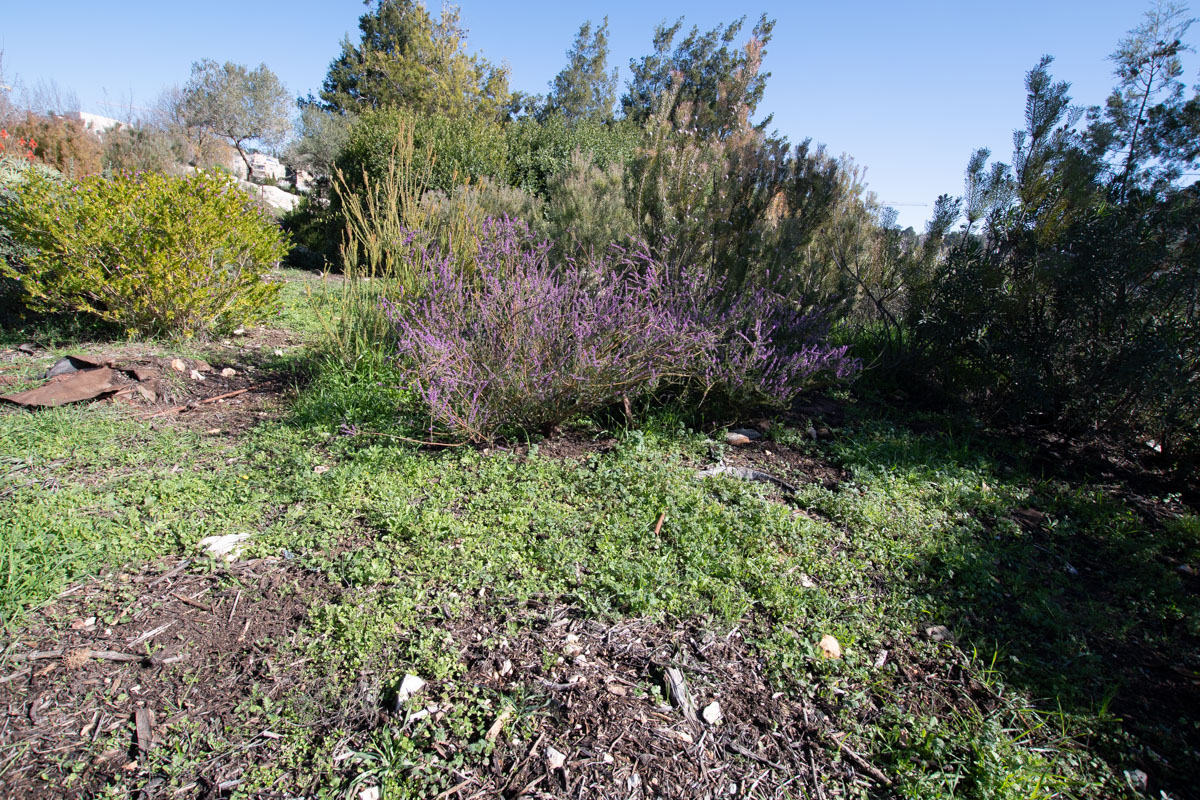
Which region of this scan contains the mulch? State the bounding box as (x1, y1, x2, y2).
(0, 557, 337, 799)
(440, 600, 886, 799)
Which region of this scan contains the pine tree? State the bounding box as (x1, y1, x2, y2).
(318, 0, 509, 119)
(622, 14, 775, 138)
(544, 18, 618, 122)
(1102, 0, 1195, 190)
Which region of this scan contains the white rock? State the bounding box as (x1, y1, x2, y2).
(1124, 769, 1148, 792)
(359, 787, 380, 800)
(197, 533, 252, 561)
(170, 358, 187, 372)
(545, 746, 567, 770)
(702, 701, 723, 725)
(221, 367, 236, 378)
(395, 674, 426, 703)
(189, 369, 205, 381)
(729, 428, 762, 441)
(233, 328, 246, 336)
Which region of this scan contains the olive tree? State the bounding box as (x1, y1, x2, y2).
(182, 59, 290, 179)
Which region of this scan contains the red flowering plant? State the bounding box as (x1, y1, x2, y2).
(0, 129, 35, 161)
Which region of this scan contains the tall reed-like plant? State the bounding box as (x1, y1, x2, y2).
(315, 122, 431, 361)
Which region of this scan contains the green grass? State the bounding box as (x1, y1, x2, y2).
(2, 284, 1195, 799)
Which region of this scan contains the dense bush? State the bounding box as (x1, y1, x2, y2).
(0, 153, 59, 317)
(384, 218, 857, 442)
(1, 169, 286, 337)
(338, 108, 509, 195)
(102, 125, 181, 174)
(911, 56, 1200, 462)
(417, 179, 547, 266)
(544, 149, 635, 259)
(505, 113, 639, 197)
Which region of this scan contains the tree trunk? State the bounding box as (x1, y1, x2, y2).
(236, 144, 252, 182)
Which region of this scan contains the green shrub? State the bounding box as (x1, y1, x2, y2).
(505, 113, 639, 197)
(0, 155, 60, 319)
(1, 169, 286, 338)
(102, 125, 180, 174)
(338, 108, 508, 196)
(544, 149, 635, 259)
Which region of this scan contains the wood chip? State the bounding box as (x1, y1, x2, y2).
(665, 666, 698, 721)
(135, 708, 155, 754)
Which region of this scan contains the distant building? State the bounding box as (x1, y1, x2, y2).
(292, 169, 315, 193)
(247, 152, 286, 183)
(64, 111, 123, 135)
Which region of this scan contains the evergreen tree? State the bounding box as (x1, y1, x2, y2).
(544, 18, 618, 122)
(622, 14, 775, 137)
(1101, 0, 1195, 190)
(318, 0, 509, 119)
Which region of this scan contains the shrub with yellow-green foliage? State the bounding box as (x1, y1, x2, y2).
(1, 169, 286, 338)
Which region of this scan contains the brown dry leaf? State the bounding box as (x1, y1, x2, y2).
(63, 648, 91, 670)
(485, 708, 512, 742)
(818, 634, 842, 659)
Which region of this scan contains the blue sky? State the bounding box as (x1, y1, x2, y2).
(1, 1, 1187, 228)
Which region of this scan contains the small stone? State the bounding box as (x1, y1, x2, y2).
(273, 349, 284, 357)
(498, 658, 513, 677)
(702, 701, 723, 725)
(725, 432, 751, 447)
(197, 533, 252, 561)
(314, 465, 330, 475)
(220, 367, 236, 378)
(170, 359, 187, 372)
(395, 674, 426, 704)
(189, 369, 205, 381)
(233, 328, 246, 336)
(729, 428, 761, 441)
(545, 746, 567, 770)
(359, 787, 380, 800)
(1124, 769, 1148, 792)
(563, 633, 583, 657)
(924, 625, 953, 643)
(798, 573, 816, 588)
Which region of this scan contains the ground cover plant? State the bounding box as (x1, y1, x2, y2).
(1, 272, 1197, 800)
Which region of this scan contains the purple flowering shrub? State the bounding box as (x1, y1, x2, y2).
(385, 217, 857, 442)
(695, 285, 860, 408)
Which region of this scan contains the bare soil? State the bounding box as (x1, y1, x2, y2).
(0, 557, 338, 799)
